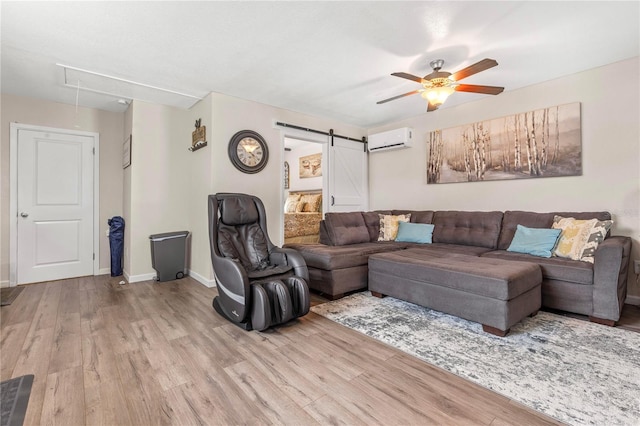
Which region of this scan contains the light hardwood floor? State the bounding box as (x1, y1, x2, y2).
(2, 275, 636, 426)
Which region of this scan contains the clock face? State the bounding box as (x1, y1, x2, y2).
(228, 131, 269, 173)
(236, 138, 264, 167)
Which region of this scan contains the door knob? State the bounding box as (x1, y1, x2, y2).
(20, 212, 29, 218)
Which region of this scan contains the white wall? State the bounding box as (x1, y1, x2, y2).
(184, 94, 213, 285)
(120, 92, 363, 286)
(285, 142, 324, 192)
(0, 94, 125, 284)
(124, 100, 190, 280)
(368, 57, 640, 299)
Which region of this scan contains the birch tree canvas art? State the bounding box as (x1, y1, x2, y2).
(427, 102, 581, 184)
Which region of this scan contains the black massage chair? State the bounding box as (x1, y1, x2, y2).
(208, 193, 310, 331)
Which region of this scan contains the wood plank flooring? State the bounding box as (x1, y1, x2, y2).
(2, 276, 637, 426)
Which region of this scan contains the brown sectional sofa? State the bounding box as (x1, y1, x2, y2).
(285, 209, 632, 325)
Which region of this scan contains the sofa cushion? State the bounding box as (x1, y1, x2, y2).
(395, 222, 434, 244)
(552, 216, 599, 261)
(552, 216, 613, 263)
(363, 210, 392, 241)
(507, 225, 562, 258)
(432, 211, 503, 249)
(482, 250, 594, 285)
(409, 210, 435, 224)
(497, 211, 612, 250)
(285, 242, 408, 270)
(323, 212, 370, 246)
(378, 213, 411, 241)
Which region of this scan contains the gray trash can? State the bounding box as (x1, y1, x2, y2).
(149, 231, 190, 282)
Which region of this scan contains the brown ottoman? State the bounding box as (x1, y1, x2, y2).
(368, 249, 542, 336)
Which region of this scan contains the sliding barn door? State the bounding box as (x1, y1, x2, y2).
(327, 136, 368, 212)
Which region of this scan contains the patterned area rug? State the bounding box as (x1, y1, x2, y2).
(312, 292, 640, 426)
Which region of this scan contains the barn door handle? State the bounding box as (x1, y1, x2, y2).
(331, 196, 335, 206)
(20, 212, 29, 218)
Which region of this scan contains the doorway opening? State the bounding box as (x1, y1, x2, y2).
(283, 136, 326, 244)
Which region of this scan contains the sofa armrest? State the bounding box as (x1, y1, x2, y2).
(271, 247, 309, 281)
(592, 236, 632, 321)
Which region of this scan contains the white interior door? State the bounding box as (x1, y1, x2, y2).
(328, 136, 369, 212)
(16, 129, 95, 284)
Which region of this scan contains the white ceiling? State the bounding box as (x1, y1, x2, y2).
(2, 1, 638, 128)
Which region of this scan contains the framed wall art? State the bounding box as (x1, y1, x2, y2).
(299, 153, 322, 178)
(427, 102, 581, 184)
(123, 134, 131, 169)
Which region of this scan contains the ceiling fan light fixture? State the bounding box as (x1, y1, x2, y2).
(421, 86, 455, 106)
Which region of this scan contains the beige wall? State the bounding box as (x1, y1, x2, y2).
(195, 92, 365, 283)
(0, 94, 125, 284)
(124, 100, 191, 279)
(368, 57, 640, 299)
(122, 92, 364, 285)
(122, 104, 133, 278)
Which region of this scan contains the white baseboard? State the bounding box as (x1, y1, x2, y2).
(126, 272, 156, 283)
(98, 268, 110, 275)
(625, 295, 640, 306)
(0, 280, 9, 288)
(188, 270, 216, 288)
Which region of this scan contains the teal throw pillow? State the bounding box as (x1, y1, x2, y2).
(395, 222, 434, 244)
(507, 225, 562, 258)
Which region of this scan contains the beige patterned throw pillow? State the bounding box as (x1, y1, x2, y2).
(301, 194, 322, 212)
(284, 194, 301, 213)
(378, 214, 411, 241)
(552, 216, 601, 261)
(579, 219, 613, 263)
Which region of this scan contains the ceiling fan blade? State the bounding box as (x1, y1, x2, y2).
(427, 102, 438, 112)
(377, 90, 420, 104)
(451, 58, 498, 81)
(455, 84, 504, 95)
(391, 72, 423, 83)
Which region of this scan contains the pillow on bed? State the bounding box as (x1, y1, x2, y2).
(284, 194, 302, 213)
(301, 194, 322, 212)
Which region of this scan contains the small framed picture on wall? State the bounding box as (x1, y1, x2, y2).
(123, 135, 131, 169)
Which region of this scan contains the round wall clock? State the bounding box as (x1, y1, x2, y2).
(228, 130, 269, 174)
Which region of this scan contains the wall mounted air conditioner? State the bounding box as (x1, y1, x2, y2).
(367, 127, 413, 152)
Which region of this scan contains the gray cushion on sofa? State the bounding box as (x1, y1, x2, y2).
(482, 250, 594, 285)
(406, 210, 435, 224)
(432, 211, 503, 249)
(285, 242, 408, 270)
(323, 212, 370, 246)
(497, 211, 612, 250)
(362, 210, 392, 241)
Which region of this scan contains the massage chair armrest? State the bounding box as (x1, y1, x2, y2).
(592, 236, 632, 321)
(270, 247, 309, 281)
(212, 256, 250, 302)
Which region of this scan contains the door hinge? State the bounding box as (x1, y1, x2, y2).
(92, 147, 95, 155)
(93, 253, 95, 260)
(331, 195, 335, 206)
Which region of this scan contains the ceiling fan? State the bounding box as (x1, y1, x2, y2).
(377, 58, 504, 111)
